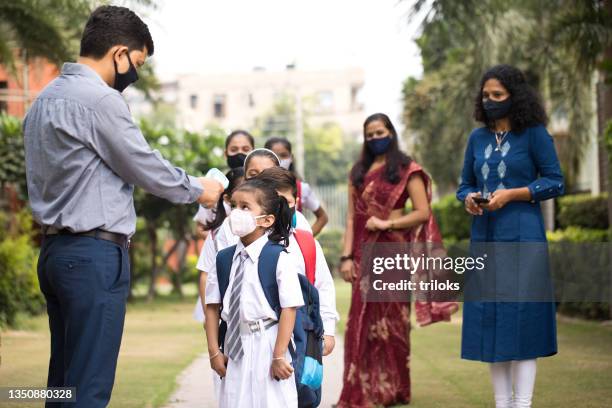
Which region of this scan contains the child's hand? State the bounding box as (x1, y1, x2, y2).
(210, 352, 228, 378)
(323, 335, 335, 356)
(271, 357, 294, 381)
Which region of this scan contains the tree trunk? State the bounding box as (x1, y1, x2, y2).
(146, 220, 158, 302)
(599, 0, 612, 319)
(171, 238, 188, 298)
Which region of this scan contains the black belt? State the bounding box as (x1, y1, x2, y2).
(43, 227, 130, 249)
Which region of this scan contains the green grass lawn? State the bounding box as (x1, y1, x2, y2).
(333, 278, 612, 407)
(0, 294, 206, 408)
(2, 279, 612, 407)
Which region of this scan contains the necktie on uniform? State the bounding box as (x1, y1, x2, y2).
(225, 249, 248, 361)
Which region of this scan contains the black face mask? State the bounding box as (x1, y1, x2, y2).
(113, 50, 139, 93)
(226, 153, 247, 169)
(483, 97, 512, 120)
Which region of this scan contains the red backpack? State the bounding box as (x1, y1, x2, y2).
(293, 229, 316, 284)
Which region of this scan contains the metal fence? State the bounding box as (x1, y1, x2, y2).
(305, 183, 348, 230)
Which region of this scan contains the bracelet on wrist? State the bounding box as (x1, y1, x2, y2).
(340, 254, 353, 263)
(272, 357, 285, 361)
(209, 350, 221, 360)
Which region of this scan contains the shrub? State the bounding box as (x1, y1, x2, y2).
(547, 226, 610, 242)
(557, 193, 609, 229)
(432, 194, 472, 241)
(316, 228, 344, 277)
(0, 210, 45, 327)
(547, 227, 610, 320)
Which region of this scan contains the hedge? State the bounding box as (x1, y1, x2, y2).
(0, 210, 45, 327)
(316, 228, 344, 277)
(432, 194, 472, 241)
(557, 193, 609, 229)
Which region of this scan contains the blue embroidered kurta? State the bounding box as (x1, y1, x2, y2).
(456, 125, 564, 362)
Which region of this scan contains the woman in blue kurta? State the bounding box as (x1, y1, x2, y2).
(457, 65, 564, 408)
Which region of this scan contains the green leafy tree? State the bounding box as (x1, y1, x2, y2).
(254, 94, 361, 186)
(0, 0, 87, 74)
(0, 0, 159, 98)
(403, 0, 612, 193)
(0, 113, 27, 202)
(134, 120, 224, 300)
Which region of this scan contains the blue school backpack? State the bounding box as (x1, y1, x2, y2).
(216, 239, 324, 408)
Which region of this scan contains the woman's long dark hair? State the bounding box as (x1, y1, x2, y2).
(233, 178, 292, 246)
(474, 64, 548, 134)
(204, 167, 245, 231)
(225, 130, 254, 150)
(349, 113, 412, 188)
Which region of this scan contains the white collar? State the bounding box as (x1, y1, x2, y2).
(233, 232, 270, 262)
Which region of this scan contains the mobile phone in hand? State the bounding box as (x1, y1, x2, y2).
(473, 197, 490, 205)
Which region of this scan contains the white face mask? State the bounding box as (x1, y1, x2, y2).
(229, 208, 266, 237)
(279, 158, 292, 170)
(223, 201, 231, 215)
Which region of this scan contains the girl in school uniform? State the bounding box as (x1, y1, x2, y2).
(254, 166, 339, 356)
(265, 137, 328, 236)
(193, 167, 245, 323)
(210, 148, 313, 253)
(204, 178, 304, 407)
(196, 149, 313, 323)
(193, 130, 254, 239)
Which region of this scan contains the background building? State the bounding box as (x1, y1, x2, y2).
(0, 58, 59, 117)
(144, 66, 366, 140)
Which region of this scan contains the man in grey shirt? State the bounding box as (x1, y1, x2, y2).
(23, 6, 223, 407)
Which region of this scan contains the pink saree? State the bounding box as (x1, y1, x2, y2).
(337, 161, 457, 408)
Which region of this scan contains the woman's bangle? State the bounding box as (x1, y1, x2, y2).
(340, 254, 353, 263)
(388, 219, 394, 230)
(209, 350, 221, 360)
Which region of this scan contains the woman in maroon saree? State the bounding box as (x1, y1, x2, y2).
(337, 113, 457, 407)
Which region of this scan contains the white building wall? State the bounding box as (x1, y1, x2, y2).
(171, 67, 365, 138)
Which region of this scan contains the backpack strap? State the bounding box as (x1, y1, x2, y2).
(293, 230, 316, 284)
(258, 240, 286, 319)
(215, 244, 237, 351)
(216, 244, 238, 302)
(296, 180, 303, 212)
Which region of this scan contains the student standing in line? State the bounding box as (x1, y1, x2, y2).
(255, 166, 340, 356)
(195, 147, 314, 312)
(204, 178, 304, 407)
(265, 137, 329, 236)
(194, 130, 254, 239)
(197, 148, 312, 294)
(193, 168, 245, 323)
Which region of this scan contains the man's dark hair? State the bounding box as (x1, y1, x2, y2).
(79, 5, 154, 59)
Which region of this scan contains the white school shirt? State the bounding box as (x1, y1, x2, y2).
(198, 211, 312, 274)
(287, 234, 339, 336)
(205, 233, 304, 323)
(194, 211, 313, 321)
(299, 181, 321, 212)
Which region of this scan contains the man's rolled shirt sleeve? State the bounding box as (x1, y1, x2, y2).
(91, 93, 203, 204)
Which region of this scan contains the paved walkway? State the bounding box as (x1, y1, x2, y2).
(162, 338, 344, 408)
